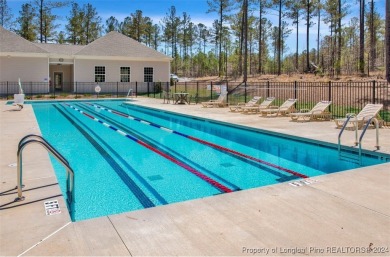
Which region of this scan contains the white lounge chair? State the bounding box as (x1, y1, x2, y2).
(260, 98, 297, 117)
(241, 97, 275, 114)
(13, 93, 24, 110)
(201, 93, 227, 108)
(290, 100, 332, 121)
(334, 104, 383, 129)
(229, 96, 262, 112)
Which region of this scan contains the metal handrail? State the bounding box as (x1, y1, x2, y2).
(18, 134, 69, 165)
(16, 135, 75, 212)
(338, 114, 358, 154)
(359, 117, 380, 165)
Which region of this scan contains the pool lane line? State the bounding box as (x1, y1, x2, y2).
(56, 104, 169, 205)
(79, 103, 241, 191)
(54, 105, 156, 209)
(64, 103, 233, 194)
(90, 104, 296, 184)
(88, 103, 309, 179)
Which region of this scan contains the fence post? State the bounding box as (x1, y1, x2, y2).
(117, 82, 119, 98)
(226, 81, 229, 104)
(30, 82, 33, 100)
(6, 81, 8, 100)
(294, 81, 297, 99)
(210, 81, 213, 100)
(185, 81, 187, 92)
(244, 81, 247, 102)
(266, 81, 270, 97)
(196, 81, 199, 103)
(372, 80, 376, 104)
(135, 82, 138, 97)
(147, 82, 150, 97)
(328, 81, 332, 117)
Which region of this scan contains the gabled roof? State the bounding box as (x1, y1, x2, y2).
(35, 43, 85, 55)
(75, 31, 170, 60)
(0, 26, 48, 54)
(1, 27, 170, 61)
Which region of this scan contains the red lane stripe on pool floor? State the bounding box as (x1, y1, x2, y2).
(88, 103, 308, 179)
(188, 136, 308, 179)
(67, 104, 233, 193)
(137, 141, 233, 193)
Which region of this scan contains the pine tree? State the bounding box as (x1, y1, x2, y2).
(65, 3, 83, 44)
(359, 0, 365, 74)
(0, 0, 13, 29)
(16, 3, 37, 41)
(105, 16, 119, 33)
(286, 0, 302, 71)
(207, 0, 233, 77)
(32, 0, 69, 43)
(386, 0, 390, 82)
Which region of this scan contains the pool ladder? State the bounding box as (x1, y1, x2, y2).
(16, 134, 75, 214)
(338, 115, 380, 165)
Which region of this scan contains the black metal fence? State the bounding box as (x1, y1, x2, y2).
(1, 80, 389, 121)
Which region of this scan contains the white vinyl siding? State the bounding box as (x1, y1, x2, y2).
(74, 60, 168, 82)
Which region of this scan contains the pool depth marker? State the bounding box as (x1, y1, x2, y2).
(88, 103, 308, 179)
(63, 103, 233, 193)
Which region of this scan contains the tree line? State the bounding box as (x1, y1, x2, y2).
(0, 0, 388, 81)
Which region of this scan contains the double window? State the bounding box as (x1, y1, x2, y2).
(144, 67, 153, 82)
(95, 66, 105, 82)
(120, 67, 131, 82)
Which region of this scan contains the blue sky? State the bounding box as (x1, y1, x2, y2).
(6, 0, 386, 54)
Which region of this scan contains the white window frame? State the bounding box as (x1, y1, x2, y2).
(144, 67, 153, 82)
(120, 67, 131, 82)
(95, 66, 106, 82)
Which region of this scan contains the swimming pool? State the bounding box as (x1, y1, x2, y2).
(30, 100, 389, 221)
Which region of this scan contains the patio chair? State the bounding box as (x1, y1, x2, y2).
(290, 100, 332, 122)
(162, 91, 173, 104)
(260, 98, 297, 117)
(229, 96, 262, 112)
(201, 93, 227, 108)
(334, 104, 383, 129)
(241, 97, 275, 114)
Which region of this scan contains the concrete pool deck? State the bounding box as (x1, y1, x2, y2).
(0, 98, 389, 256)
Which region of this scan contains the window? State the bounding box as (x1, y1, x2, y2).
(144, 67, 153, 82)
(95, 66, 105, 82)
(120, 67, 130, 82)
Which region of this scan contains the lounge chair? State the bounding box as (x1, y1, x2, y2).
(260, 98, 297, 117)
(241, 97, 275, 114)
(290, 100, 332, 121)
(229, 96, 262, 112)
(334, 104, 383, 129)
(13, 93, 25, 110)
(201, 93, 227, 108)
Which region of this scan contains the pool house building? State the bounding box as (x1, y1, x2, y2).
(0, 26, 171, 94)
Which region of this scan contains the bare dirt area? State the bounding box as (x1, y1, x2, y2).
(190, 72, 388, 83)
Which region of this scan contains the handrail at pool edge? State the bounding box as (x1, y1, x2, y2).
(16, 135, 75, 215)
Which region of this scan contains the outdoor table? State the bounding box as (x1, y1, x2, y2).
(174, 92, 189, 104)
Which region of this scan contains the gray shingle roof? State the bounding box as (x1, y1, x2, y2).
(1, 27, 170, 60)
(35, 43, 85, 55)
(75, 31, 170, 59)
(0, 26, 48, 54)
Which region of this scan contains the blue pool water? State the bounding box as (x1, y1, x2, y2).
(30, 100, 389, 221)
